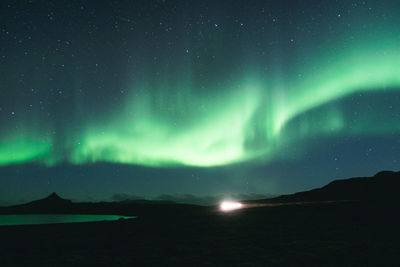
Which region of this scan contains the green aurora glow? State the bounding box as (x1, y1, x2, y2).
(1, 27, 400, 167)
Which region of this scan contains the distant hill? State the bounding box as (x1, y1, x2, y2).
(1, 171, 399, 215)
(26, 192, 73, 207)
(246, 170, 400, 204)
(0, 192, 203, 216)
(0, 192, 73, 214)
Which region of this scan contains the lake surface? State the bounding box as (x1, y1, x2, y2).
(0, 214, 136, 226)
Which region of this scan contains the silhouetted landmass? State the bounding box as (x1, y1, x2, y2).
(246, 170, 400, 204)
(0, 191, 203, 217)
(0, 171, 400, 266)
(2, 170, 399, 215)
(22, 192, 72, 208)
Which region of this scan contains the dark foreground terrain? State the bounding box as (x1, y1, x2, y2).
(1, 171, 400, 266)
(1, 201, 400, 266)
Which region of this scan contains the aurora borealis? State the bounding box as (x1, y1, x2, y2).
(1, 0, 400, 204)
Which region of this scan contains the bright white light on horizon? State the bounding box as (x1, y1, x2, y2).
(220, 201, 243, 212)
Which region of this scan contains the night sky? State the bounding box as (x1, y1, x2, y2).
(1, 0, 400, 205)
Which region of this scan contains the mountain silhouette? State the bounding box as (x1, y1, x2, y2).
(27, 192, 72, 206)
(1, 192, 74, 214)
(247, 170, 400, 204)
(0, 191, 199, 216)
(1, 171, 399, 215)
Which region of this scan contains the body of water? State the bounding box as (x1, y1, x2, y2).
(0, 214, 136, 226)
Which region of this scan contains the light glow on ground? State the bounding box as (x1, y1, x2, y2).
(219, 201, 243, 212)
